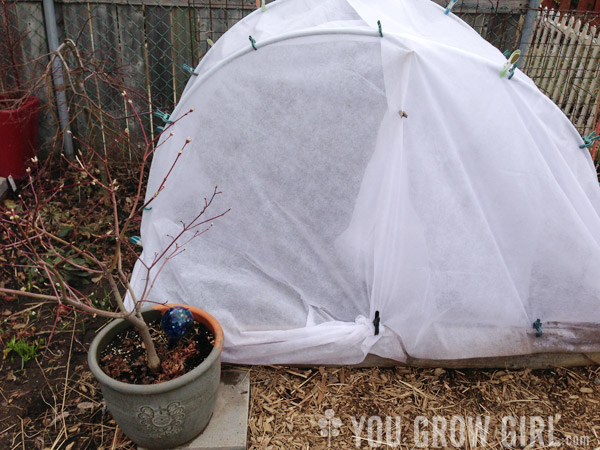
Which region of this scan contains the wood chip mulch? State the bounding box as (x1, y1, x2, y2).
(247, 365, 600, 449)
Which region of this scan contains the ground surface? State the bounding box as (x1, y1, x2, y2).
(2, 299, 600, 450)
(2, 164, 600, 449)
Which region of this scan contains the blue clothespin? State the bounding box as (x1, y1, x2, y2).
(579, 132, 600, 149)
(532, 318, 542, 337)
(156, 126, 164, 133)
(377, 20, 383, 37)
(154, 109, 172, 124)
(501, 50, 521, 79)
(249, 35, 257, 51)
(445, 0, 458, 15)
(182, 64, 198, 76)
(144, 207, 152, 211)
(129, 235, 142, 246)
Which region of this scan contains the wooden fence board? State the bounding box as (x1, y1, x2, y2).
(554, 18, 581, 107)
(15, 2, 46, 87)
(89, 1, 127, 153)
(195, 6, 213, 60)
(15, 2, 59, 152)
(581, 63, 600, 130)
(116, 4, 151, 150)
(61, 2, 97, 145)
(170, 7, 192, 104)
(524, 10, 554, 80)
(539, 14, 568, 95)
(145, 6, 174, 117)
(522, 9, 600, 134)
(576, 42, 600, 128)
(563, 22, 590, 115)
(10, 0, 600, 151)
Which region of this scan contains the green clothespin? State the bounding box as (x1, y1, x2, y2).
(579, 132, 600, 149)
(377, 20, 383, 37)
(500, 50, 520, 79)
(156, 126, 164, 133)
(154, 109, 172, 124)
(129, 235, 142, 246)
(249, 35, 257, 51)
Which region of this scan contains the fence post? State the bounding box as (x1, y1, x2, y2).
(518, 0, 541, 67)
(42, 0, 74, 159)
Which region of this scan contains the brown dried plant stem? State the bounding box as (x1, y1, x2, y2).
(0, 40, 228, 375)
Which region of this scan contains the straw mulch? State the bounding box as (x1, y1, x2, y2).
(247, 365, 600, 449)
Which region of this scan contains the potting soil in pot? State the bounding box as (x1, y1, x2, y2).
(99, 320, 214, 384)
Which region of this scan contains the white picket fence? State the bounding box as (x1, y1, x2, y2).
(522, 9, 600, 135)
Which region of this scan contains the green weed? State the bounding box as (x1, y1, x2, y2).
(2, 336, 44, 370)
(91, 291, 112, 311)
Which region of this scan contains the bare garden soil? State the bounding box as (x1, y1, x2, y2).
(1, 163, 600, 449)
(100, 320, 214, 385)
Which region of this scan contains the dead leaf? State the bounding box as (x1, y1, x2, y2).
(77, 402, 94, 411)
(48, 411, 70, 427)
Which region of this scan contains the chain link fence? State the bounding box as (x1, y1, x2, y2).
(1, 0, 599, 156)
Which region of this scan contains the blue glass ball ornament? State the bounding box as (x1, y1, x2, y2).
(160, 306, 194, 346)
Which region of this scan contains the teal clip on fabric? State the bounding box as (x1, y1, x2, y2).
(249, 35, 257, 50)
(532, 318, 542, 337)
(500, 50, 521, 79)
(445, 0, 458, 15)
(129, 235, 142, 246)
(182, 64, 198, 76)
(579, 132, 600, 149)
(154, 109, 172, 123)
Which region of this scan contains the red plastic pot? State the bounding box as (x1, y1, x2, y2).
(0, 95, 40, 179)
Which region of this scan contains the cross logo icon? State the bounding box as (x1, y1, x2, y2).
(318, 409, 342, 447)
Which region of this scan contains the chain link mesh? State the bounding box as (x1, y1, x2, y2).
(2, 0, 599, 155)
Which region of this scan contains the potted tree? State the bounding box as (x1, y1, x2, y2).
(0, 0, 41, 180)
(0, 96, 229, 449)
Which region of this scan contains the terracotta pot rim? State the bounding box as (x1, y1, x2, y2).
(88, 306, 223, 395)
(151, 303, 224, 350)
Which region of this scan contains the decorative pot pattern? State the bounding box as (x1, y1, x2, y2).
(88, 306, 224, 449)
(138, 401, 186, 437)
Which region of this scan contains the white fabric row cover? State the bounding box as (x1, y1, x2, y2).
(128, 0, 600, 364)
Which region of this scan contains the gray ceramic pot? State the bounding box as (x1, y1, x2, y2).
(88, 304, 224, 450)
